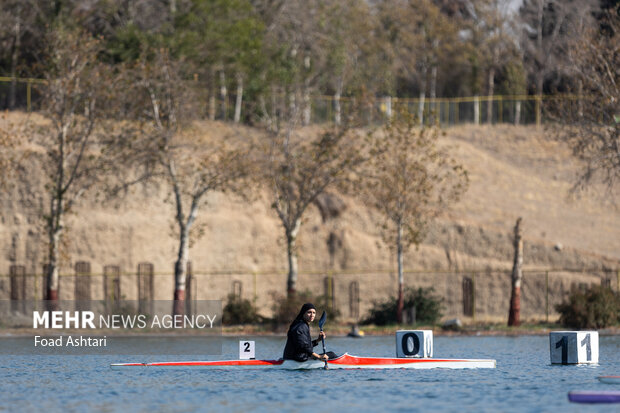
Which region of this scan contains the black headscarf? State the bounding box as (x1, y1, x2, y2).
(287, 303, 316, 332)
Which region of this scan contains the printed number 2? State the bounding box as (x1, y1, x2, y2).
(580, 334, 591, 361)
(243, 342, 251, 352)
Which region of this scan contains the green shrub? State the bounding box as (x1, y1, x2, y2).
(555, 285, 620, 329)
(222, 294, 261, 325)
(270, 290, 340, 330)
(362, 287, 443, 326)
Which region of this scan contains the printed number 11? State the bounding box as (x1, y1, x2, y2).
(555, 334, 591, 364)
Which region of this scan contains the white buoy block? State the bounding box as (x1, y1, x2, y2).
(239, 340, 255, 360)
(549, 331, 598, 364)
(396, 330, 433, 358)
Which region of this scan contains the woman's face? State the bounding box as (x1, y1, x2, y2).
(303, 308, 316, 323)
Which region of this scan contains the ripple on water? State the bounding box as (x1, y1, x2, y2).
(0, 335, 618, 412)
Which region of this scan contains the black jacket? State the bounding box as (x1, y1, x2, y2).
(282, 319, 319, 361)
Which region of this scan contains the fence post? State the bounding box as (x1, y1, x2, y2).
(27, 80, 32, 112)
(617, 269, 619, 293)
(535, 95, 541, 128)
(472, 272, 476, 321)
(498, 95, 503, 123)
(455, 100, 459, 124)
(545, 271, 549, 323)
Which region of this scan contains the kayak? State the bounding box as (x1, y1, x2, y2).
(598, 376, 620, 385)
(110, 353, 496, 370)
(568, 391, 620, 404)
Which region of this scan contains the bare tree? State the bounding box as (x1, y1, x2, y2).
(520, 0, 597, 123)
(129, 49, 252, 315)
(37, 26, 113, 305)
(264, 116, 368, 296)
(550, 6, 620, 196)
(475, 0, 520, 123)
(359, 113, 468, 323)
(0, 0, 46, 108)
(378, 0, 460, 124)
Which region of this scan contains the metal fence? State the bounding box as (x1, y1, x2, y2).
(2, 262, 617, 323)
(0, 76, 579, 127)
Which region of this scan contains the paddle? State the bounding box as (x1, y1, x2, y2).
(318, 311, 327, 370)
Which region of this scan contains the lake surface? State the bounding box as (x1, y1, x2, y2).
(1, 335, 618, 412)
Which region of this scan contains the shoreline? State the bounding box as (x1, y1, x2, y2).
(1, 325, 618, 338)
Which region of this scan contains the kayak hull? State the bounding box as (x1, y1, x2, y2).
(598, 376, 620, 385)
(111, 353, 496, 370)
(568, 391, 620, 404)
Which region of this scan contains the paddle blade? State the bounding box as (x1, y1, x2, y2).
(318, 311, 327, 330)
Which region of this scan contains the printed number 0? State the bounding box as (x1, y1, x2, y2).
(401, 333, 420, 356)
(244, 342, 250, 352)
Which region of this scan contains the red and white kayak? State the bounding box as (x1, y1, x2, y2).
(111, 353, 496, 370)
(598, 376, 620, 385)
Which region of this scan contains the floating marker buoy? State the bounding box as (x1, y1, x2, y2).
(396, 330, 433, 358)
(598, 376, 620, 385)
(239, 340, 255, 360)
(347, 325, 364, 338)
(568, 391, 620, 404)
(549, 331, 598, 365)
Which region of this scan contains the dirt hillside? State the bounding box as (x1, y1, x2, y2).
(0, 113, 618, 321)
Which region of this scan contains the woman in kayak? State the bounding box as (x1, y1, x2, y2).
(283, 303, 331, 362)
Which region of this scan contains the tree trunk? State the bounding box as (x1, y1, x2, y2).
(515, 101, 521, 125)
(286, 219, 301, 296)
(288, 91, 296, 120)
(208, 78, 216, 121)
(396, 223, 404, 324)
(487, 67, 495, 124)
(302, 88, 311, 126)
(173, 225, 189, 317)
(418, 91, 425, 125)
(234, 73, 243, 123)
(577, 80, 583, 119)
(474, 95, 480, 125)
(334, 77, 343, 125)
(219, 71, 227, 120)
(9, 20, 21, 110)
(46, 195, 62, 308)
(508, 217, 523, 327)
(385, 96, 392, 119)
(430, 65, 437, 124)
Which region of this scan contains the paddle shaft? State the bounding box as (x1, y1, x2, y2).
(318, 311, 327, 369)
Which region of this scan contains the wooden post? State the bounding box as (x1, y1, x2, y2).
(535, 95, 541, 128)
(545, 271, 549, 323)
(472, 272, 476, 321)
(27, 80, 31, 112)
(498, 96, 503, 123)
(508, 217, 523, 327)
(455, 100, 459, 124)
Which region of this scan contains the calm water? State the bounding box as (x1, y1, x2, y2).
(1, 335, 619, 412)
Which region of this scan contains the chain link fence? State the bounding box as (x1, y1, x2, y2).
(1, 76, 585, 127)
(1, 262, 617, 323)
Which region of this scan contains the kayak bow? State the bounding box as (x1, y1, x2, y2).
(111, 353, 496, 370)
